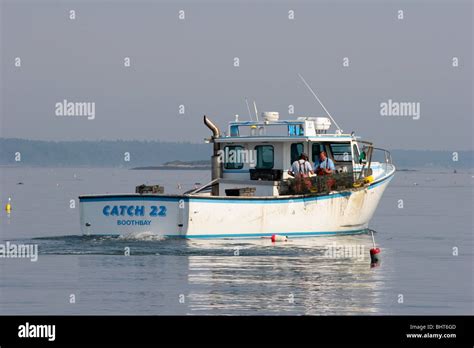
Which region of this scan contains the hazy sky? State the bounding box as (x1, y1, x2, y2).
(1, 0, 472, 150)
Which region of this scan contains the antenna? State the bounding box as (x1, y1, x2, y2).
(245, 98, 253, 121)
(297, 73, 342, 132)
(253, 101, 259, 121)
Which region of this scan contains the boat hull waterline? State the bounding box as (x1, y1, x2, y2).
(79, 172, 394, 239)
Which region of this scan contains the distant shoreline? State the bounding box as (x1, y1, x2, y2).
(131, 166, 211, 170)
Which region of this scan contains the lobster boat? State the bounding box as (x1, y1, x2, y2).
(79, 79, 395, 239)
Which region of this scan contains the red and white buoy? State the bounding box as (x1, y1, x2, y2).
(370, 230, 381, 267)
(271, 234, 288, 242)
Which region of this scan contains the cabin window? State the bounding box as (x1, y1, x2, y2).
(329, 143, 352, 162)
(224, 145, 244, 169)
(312, 143, 323, 164)
(255, 145, 274, 169)
(230, 125, 239, 137)
(290, 143, 304, 164)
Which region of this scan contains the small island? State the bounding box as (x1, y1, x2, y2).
(131, 160, 211, 170)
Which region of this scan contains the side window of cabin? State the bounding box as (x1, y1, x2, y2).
(312, 143, 322, 164)
(329, 143, 352, 162)
(255, 145, 274, 169)
(224, 145, 244, 169)
(290, 143, 304, 165)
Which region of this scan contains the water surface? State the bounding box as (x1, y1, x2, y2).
(0, 167, 472, 314)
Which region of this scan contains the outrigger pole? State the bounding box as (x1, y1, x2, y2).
(297, 73, 342, 132)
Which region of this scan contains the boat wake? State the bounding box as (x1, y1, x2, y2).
(5, 232, 375, 259)
(119, 231, 168, 241)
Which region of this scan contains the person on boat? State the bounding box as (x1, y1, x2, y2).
(288, 153, 313, 193)
(315, 151, 335, 175)
(289, 153, 314, 177)
(315, 151, 336, 191)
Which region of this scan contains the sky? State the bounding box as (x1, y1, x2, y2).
(0, 0, 472, 151)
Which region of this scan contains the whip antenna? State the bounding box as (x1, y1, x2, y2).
(297, 73, 342, 132)
(245, 98, 253, 121)
(253, 101, 259, 121)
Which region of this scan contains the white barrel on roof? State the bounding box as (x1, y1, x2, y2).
(262, 112, 279, 122)
(314, 117, 331, 130)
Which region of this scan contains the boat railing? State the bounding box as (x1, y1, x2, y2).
(371, 147, 394, 173)
(185, 178, 219, 195)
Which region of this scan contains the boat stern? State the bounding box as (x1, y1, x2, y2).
(79, 194, 188, 237)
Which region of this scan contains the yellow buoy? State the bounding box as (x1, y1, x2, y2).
(364, 175, 374, 184)
(5, 197, 12, 213)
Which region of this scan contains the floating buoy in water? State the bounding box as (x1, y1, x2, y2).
(5, 197, 12, 213)
(271, 234, 288, 242)
(370, 230, 380, 267)
(370, 247, 381, 264)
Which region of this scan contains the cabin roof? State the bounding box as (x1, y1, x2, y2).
(215, 135, 355, 143)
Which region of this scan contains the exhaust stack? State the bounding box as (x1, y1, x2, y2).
(203, 115, 222, 196)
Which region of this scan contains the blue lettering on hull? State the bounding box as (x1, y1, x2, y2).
(117, 220, 152, 226)
(102, 205, 166, 217)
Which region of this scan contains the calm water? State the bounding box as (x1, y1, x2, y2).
(0, 167, 472, 315)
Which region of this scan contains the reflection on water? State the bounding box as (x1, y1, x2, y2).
(1, 234, 388, 315)
(186, 237, 385, 315)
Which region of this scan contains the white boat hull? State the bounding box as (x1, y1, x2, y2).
(79, 172, 394, 239)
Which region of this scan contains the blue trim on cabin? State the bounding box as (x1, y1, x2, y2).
(217, 135, 354, 141)
(229, 121, 304, 126)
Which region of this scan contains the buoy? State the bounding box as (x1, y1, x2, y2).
(271, 234, 288, 242)
(370, 230, 380, 267)
(5, 197, 12, 213)
(364, 175, 374, 184)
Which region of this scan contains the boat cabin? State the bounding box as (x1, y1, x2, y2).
(206, 112, 376, 197)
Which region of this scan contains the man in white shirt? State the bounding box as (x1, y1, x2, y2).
(288, 153, 314, 193)
(289, 153, 314, 177)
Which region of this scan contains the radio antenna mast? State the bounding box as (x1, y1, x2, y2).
(297, 73, 342, 132)
(245, 98, 253, 121)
